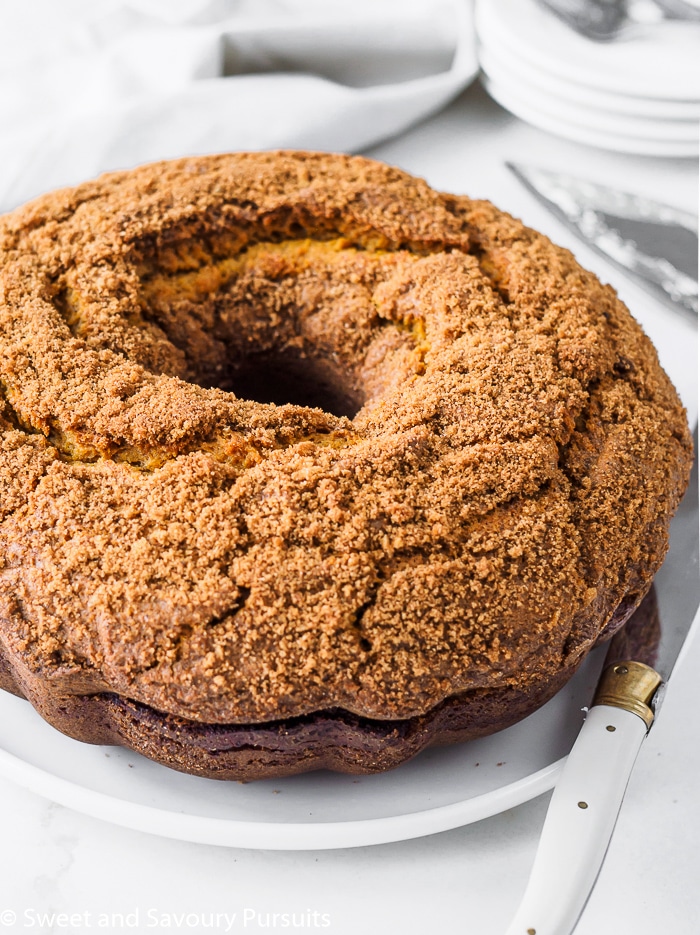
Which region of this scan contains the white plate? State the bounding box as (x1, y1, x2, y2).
(483, 76, 700, 157)
(0, 286, 695, 855)
(479, 60, 700, 142)
(0, 500, 692, 851)
(0, 152, 695, 851)
(478, 42, 700, 122)
(476, 0, 700, 101)
(0, 648, 607, 850)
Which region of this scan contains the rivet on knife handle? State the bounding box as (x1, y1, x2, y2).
(592, 661, 662, 730)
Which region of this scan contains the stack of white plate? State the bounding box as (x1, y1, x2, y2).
(475, 0, 700, 157)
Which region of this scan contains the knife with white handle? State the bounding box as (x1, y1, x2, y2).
(505, 668, 657, 935)
(505, 427, 699, 935)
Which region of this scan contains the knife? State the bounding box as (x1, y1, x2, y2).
(505, 430, 700, 935)
(506, 163, 698, 317)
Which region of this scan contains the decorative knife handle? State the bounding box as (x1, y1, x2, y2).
(505, 662, 661, 935)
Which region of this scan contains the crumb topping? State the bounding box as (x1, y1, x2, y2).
(0, 152, 692, 723)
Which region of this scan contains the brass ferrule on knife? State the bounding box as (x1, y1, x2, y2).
(593, 661, 663, 730)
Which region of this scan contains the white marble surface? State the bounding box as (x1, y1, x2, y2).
(0, 81, 698, 935)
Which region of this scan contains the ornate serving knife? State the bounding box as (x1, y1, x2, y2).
(506, 162, 698, 317)
(506, 163, 699, 934)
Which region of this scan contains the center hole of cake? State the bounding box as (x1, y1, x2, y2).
(222, 347, 364, 420)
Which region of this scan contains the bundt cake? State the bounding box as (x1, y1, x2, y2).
(0, 152, 691, 778)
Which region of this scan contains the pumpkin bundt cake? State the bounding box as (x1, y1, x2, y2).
(0, 152, 691, 778)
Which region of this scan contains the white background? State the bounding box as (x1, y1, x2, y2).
(0, 11, 698, 935)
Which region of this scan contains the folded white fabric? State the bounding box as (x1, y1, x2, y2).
(0, 0, 477, 211)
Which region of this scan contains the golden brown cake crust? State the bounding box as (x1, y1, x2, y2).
(0, 153, 692, 758)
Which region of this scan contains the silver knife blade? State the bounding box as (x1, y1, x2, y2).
(507, 162, 698, 317)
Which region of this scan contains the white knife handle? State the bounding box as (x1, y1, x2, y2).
(505, 703, 649, 935)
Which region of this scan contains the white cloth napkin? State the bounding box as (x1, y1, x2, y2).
(0, 0, 477, 212)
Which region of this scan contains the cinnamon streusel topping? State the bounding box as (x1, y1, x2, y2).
(0, 152, 691, 731)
